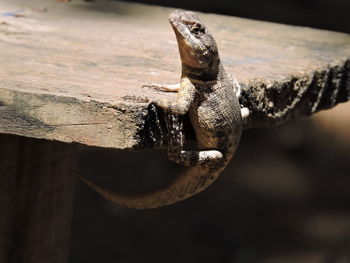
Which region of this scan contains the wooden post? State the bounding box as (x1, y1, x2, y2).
(0, 134, 76, 263)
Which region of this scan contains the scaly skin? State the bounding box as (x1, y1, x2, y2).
(81, 10, 248, 209)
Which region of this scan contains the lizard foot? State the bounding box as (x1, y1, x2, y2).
(198, 150, 224, 169)
(168, 149, 223, 169)
(241, 107, 250, 120)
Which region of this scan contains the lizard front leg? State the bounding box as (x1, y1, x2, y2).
(151, 78, 196, 115)
(143, 83, 180, 92)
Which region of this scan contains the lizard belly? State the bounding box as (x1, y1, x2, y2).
(189, 98, 242, 150)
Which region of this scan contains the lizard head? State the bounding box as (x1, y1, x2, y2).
(169, 10, 219, 71)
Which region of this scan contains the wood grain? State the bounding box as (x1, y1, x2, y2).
(0, 0, 349, 149)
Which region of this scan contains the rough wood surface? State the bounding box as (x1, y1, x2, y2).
(0, 0, 349, 149)
(0, 134, 76, 263)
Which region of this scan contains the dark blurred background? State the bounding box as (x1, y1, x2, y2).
(70, 1, 350, 263)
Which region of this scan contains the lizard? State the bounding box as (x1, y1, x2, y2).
(80, 10, 249, 209)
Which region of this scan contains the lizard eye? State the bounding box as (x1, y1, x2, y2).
(191, 27, 200, 34)
(190, 24, 205, 35)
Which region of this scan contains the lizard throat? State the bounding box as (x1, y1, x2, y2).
(181, 60, 221, 81)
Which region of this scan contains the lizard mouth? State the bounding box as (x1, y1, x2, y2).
(168, 10, 182, 26)
(168, 10, 199, 39)
(168, 11, 184, 38)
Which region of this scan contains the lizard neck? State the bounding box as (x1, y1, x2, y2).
(181, 57, 224, 82)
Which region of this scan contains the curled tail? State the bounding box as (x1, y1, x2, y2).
(79, 165, 223, 209)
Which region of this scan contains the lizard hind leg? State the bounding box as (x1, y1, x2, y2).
(165, 112, 224, 169)
(169, 148, 224, 169)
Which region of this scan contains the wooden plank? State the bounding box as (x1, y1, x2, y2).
(0, 0, 349, 149)
(0, 134, 76, 263)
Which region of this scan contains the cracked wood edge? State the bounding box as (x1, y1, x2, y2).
(242, 59, 350, 128)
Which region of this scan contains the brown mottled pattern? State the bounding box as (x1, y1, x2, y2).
(81, 10, 244, 209)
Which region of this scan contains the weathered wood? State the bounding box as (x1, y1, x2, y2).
(242, 60, 350, 128)
(0, 134, 76, 263)
(0, 0, 349, 149)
